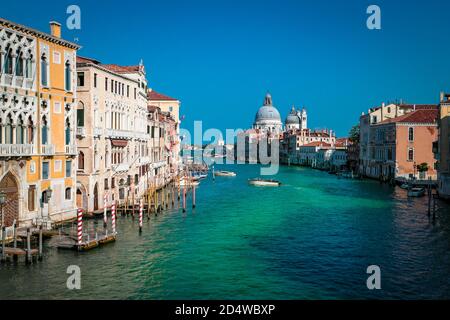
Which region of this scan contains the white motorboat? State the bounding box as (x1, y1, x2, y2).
(179, 178, 200, 187)
(408, 187, 425, 197)
(214, 171, 236, 177)
(248, 178, 281, 187)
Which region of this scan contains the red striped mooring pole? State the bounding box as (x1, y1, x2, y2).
(103, 193, 108, 228)
(111, 201, 116, 234)
(77, 208, 83, 246)
(139, 199, 143, 233)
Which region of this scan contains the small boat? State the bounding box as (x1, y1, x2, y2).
(214, 171, 236, 177)
(192, 173, 208, 180)
(408, 187, 425, 197)
(248, 178, 281, 187)
(400, 183, 410, 189)
(179, 178, 200, 187)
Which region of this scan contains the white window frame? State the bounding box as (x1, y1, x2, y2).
(53, 50, 61, 64)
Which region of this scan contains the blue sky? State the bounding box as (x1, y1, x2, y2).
(3, 0, 450, 136)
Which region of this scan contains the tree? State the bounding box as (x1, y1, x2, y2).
(348, 124, 360, 143)
(417, 163, 429, 173)
(417, 162, 429, 179)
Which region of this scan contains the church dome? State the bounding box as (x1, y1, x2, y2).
(285, 106, 300, 125)
(254, 93, 282, 124)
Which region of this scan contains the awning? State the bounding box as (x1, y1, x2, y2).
(111, 139, 128, 147)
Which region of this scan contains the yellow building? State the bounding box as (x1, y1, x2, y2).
(437, 93, 450, 199)
(0, 18, 80, 229)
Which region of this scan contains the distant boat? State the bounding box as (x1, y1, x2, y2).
(248, 178, 281, 187)
(179, 178, 200, 187)
(192, 172, 208, 180)
(408, 187, 425, 197)
(214, 171, 236, 177)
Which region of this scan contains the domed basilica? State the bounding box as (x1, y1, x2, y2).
(252, 93, 307, 134)
(253, 93, 283, 134)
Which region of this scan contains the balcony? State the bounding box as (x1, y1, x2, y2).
(138, 156, 151, 165)
(65, 145, 77, 155)
(93, 127, 103, 137)
(41, 144, 55, 156)
(112, 163, 130, 173)
(76, 127, 86, 137)
(105, 129, 133, 140)
(151, 160, 167, 169)
(0, 144, 35, 158)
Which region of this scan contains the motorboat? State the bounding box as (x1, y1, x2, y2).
(192, 172, 208, 180)
(214, 171, 236, 177)
(248, 178, 281, 187)
(400, 183, 410, 189)
(179, 178, 200, 187)
(408, 187, 425, 197)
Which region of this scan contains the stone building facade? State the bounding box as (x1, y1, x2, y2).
(0, 18, 79, 229)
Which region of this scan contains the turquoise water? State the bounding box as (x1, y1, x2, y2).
(1, 164, 450, 299)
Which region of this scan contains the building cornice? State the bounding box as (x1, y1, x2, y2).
(0, 17, 81, 50)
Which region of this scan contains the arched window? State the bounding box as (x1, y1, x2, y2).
(5, 114, 13, 144)
(5, 46, 13, 74)
(408, 148, 414, 162)
(41, 54, 48, 86)
(77, 101, 85, 127)
(16, 115, 24, 144)
(42, 116, 48, 145)
(65, 187, 72, 200)
(27, 116, 34, 144)
(15, 50, 24, 76)
(25, 52, 33, 78)
(78, 151, 85, 170)
(408, 127, 414, 142)
(65, 61, 71, 91)
(65, 118, 71, 145)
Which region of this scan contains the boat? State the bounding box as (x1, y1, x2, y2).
(400, 183, 410, 189)
(192, 172, 208, 180)
(214, 171, 236, 177)
(408, 187, 425, 197)
(248, 178, 281, 187)
(179, 178, 200, 187)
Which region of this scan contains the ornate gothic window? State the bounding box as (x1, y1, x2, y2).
(5, 47, 13, 74)
(15, 50, 24, 76)
(25, 53, 33, 78)
(65, 61, 71, 91)
(16, 115, 25, 144)
(27, 116, 34, 144)
(78, 151, 85, 170)
(41, 54, 48, 86)
(5, 114, 13, 144)
(42, 116, 48, 145)
(65, 118, 71, 145)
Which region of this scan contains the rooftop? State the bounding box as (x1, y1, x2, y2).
(378, 109, 439, 125)
(147, 90, 178, 101)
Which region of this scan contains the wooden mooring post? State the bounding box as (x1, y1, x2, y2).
(26, 228, 31, 264)
(1, 226, 5, 262)
(38, 225, 43, 261)
(192, 185, 196, 209)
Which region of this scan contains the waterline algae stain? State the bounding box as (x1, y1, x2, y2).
(0, 164, 449, 300)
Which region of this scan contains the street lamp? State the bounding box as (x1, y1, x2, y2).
(0, 191, 6, 229)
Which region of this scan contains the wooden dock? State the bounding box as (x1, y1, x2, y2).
(1, 247, 38, 257)
(53, 233, 117, 251)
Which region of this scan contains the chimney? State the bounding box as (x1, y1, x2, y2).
(50, 21, 61, 38)
(440, 92, 445, 102)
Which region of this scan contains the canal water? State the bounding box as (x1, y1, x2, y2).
(1, 164, 450, 299)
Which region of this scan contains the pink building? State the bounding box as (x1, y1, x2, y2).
(363, 108, 438, 181)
